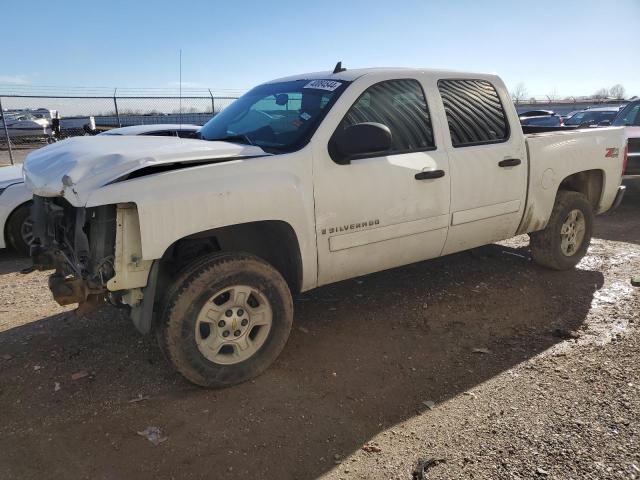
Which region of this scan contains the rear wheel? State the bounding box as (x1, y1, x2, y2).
(6, 202, 34, 256)
(530, 191, 593, 270)
(157, 252, 293, 387)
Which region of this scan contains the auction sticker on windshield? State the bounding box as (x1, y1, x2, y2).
(303, 80, 342, 91)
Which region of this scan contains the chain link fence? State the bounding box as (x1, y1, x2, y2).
(0, 90, 239, 165)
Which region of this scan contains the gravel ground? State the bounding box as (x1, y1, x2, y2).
(0, 185, 638, 480)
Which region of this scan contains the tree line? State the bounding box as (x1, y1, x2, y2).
(510, 83, 627, 103)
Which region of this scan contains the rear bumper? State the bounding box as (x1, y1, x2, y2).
(608, 185, 626, 212)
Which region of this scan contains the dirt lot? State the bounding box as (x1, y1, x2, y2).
(0, 186, 638, 480)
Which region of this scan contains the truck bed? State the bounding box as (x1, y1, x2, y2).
(519, 126, 626, 234)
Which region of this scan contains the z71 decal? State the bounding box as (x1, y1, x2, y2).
(605, 147, 619, 158)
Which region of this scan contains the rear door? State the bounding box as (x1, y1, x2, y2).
(435, 78, 528, 255)
(311, 76, 451, 285)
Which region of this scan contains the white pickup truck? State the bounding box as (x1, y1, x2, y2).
(23, 67, 627, 387)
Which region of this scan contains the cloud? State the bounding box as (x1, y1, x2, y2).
(0, 74, 31, 85)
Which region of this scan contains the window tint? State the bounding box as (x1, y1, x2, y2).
(177, 129, 199, 138)
(338, 79, 435, 154)
(438, 79, 509, 147)
(142, 130, 176, 137)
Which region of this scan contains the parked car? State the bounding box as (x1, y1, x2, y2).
(612, 100, 640, 178)
(563, 106, 621, 128)
(518, 110, 563, 127)
(99, 124, 200, 138)
(23, 67, 626, 387)
(0, 111, 52, 139)
(1, 124, 201, 255)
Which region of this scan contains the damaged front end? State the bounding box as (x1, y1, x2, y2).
(30, 196, 117, 306)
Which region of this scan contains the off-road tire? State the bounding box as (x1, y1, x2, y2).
(530, 191, 593, 270)
(156, 252, 293, 388)
(5, 202, 33, 256)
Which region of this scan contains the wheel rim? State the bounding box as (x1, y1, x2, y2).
(560, 209, 586, 256)
(195, 285, 273, 365)
(20, 216, 34, 247)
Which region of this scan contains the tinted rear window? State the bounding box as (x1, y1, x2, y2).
(438, 79, 509, 147)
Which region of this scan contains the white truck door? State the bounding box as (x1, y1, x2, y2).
(311, 77, 451, 286)
(435, 78, 528, 255)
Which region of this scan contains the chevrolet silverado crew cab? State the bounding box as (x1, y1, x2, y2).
(22, 67, 627, 387)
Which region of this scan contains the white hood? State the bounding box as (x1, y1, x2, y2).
(23, 136, 268, 200)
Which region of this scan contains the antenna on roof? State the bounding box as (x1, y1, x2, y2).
(333, 61, 346, 74)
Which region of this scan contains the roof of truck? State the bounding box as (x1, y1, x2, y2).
(265, 67, 497, 84)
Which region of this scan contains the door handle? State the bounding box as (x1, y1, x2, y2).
(498, 158, 521, 167)
(415, 169, 445, 180)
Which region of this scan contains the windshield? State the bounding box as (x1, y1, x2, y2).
(564, 110, 617, 126)
(199, 79, 350, 153)
(612, 102, 640, 126)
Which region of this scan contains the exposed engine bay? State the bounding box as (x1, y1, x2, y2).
(30, 196, 117, 305)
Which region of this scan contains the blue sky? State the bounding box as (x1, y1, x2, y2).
(2, 0, 639, 97)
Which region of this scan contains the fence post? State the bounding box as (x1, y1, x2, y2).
(113, 88, 121, 127)
(0, 97, 14, 165)
(208, 89, 215, 115)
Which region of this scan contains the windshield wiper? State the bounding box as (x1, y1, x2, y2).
(209, 134, 254, 146)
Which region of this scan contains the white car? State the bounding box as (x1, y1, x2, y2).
(23, 67, 626, 387)
(1, 124, 201, 254)
(0, 165, 33, 254)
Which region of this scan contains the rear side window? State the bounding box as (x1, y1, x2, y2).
(338, 79, 435, 154)
(437, 79, 509, 147)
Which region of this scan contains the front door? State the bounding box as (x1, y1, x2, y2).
(311, 76, 451, 286)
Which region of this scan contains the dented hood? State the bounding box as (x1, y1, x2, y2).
(23, 136, 267, 199)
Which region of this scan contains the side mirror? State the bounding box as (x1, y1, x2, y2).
(598, 120, 611, 126)
(330, 122, 392, 164)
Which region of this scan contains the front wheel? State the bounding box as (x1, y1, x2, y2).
(529, 191, 594, 270)
(157, 252, 293, 387)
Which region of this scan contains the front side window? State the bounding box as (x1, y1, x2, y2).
(438, 79, 509, 147)
(199, 79, 350, 153)
(335, 79, 435, 155)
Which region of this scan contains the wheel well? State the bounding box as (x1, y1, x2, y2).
(557, 169, 603, 209)
(159, 220, 303, 294)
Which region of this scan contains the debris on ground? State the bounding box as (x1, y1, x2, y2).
(422, 400, 436, 410)
(412, 457, 446, 480)
(361, 443, 382, 453)
(298, 326, 310, 334)
(70, 371, 89, 380)
(54, 382, 61, 392)
(536, 466, 549, 476)
(136, 426, 167, 446)
(472, 348, 491, 354)
(128, 394, 150, 403)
